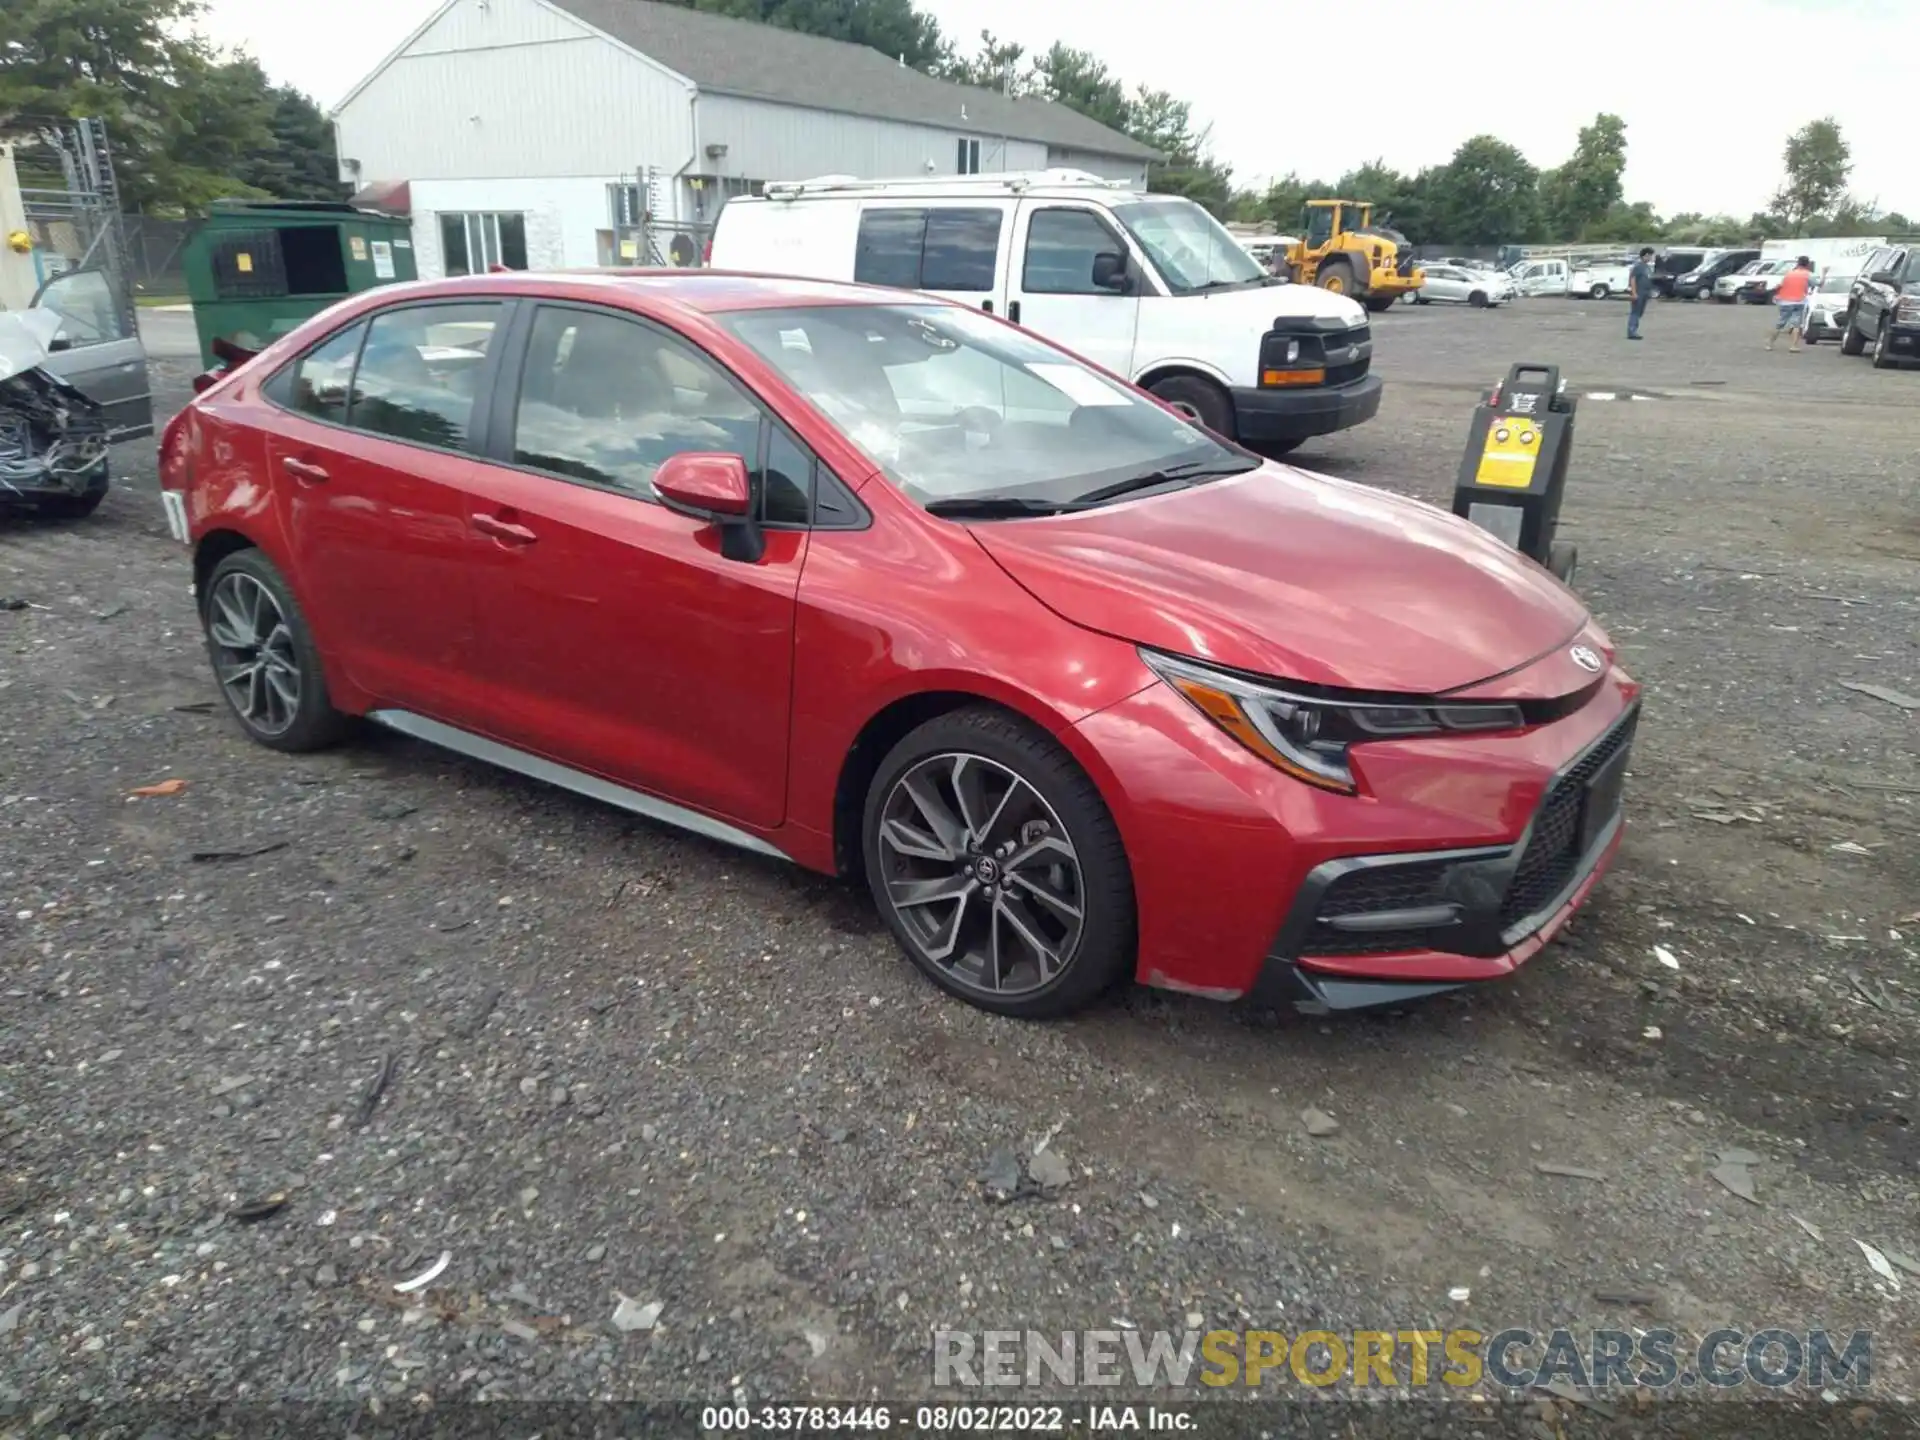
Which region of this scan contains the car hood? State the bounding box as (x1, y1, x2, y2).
(968, 466, 1592, 696)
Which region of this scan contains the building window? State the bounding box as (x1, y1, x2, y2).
(854, 207, 1003, 294)
(439, 212, 528, 275)
(956, 137, 981, 175)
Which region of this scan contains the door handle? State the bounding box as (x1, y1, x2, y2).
(282, 456, 329, 483)
(471, 512, 538, 545)
(981, 299, 993, 314)
(1008, 300, 1021, 324)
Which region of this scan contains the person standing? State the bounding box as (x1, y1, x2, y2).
(1626, 247, 1655, 340)
(1767, 256, 1816, 352)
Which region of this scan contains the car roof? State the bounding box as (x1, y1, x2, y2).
(355, 269, 926, 319)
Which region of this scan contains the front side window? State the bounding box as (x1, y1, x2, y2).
(1113, 198, 1265, 293)
(32, 269, 127, 347)
(1021, 209, 1124, 295)
(721, 303, 1253, 511)
(854, 207, 1002, 293)
(349, 302, 501, 452)
(512, 305, 761, 498)
(439, 212, 529, 275)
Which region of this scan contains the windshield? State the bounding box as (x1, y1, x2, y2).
(1817, 270, 1854, 292)
(721, 303, 1254, 511)
(1109, 198, 1267, 293)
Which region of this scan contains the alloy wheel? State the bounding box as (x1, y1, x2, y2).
(206, 571, 302, 737)
(875, 752, 1085, 997)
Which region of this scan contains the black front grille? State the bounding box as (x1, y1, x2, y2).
(1497, 708, 1638, 930)
(1325, 357, 1370, 387)
(1261, 323, 1372, 388)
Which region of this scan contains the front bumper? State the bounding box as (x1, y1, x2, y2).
(1805, 308, 1848, 339)
(1232, 373, 1384, 442)
(1071, 641, 1638, 1010)
(1884, 319, 1920, 355)
(1249, 704, 1636, 1011)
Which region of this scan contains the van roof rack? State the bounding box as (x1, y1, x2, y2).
(761, 169, 1132, 201)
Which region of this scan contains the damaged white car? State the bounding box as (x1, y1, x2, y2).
(0, 309, 114, 518)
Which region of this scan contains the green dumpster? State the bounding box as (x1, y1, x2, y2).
(182, 201, 417, 369)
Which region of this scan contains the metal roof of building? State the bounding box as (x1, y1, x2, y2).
(550, 0, 1160, 162)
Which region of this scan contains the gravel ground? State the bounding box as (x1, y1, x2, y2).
(2, 299, 1916, 1436)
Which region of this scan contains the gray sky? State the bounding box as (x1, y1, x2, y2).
(200, 0, 1914, 220)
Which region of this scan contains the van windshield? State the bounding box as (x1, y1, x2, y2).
(1109, 198, 1267, 293)
(720, 303, 1256, 514)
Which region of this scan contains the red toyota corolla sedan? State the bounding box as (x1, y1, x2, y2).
(158, 271, 1638, 1019)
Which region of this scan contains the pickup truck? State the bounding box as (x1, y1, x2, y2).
(1839, 242, 1920, 369)
(1568, 260, 1637, 300)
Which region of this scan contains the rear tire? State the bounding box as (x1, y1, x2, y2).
(35, 457, 109, 519)
(1588, 283, 1610, 300)
(1149, 374, 1234, 438)
(200, 548, 349, 753)
(862, 706, 1136, 1019)
(1365, 294, 1397, 313)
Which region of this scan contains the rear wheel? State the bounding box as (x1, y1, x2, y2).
(1365, 293, 1397, 313)
(35, 457, 109, 519)
(1588, 283, 1610, 300)
(862, 707, 1136, 1019)
(1148, 374, 1233, 438)
(200, 549, 348, 753)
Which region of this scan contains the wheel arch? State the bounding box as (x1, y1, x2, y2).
(829, 682, 1135, 882)
(1133, 358, 1234, 393)
(192, 527, 260, 603)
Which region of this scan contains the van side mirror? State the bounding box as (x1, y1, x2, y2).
(1091, 251, 1130, 293)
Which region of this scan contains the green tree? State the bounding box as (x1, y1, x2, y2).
(1125, 87, 1231, 215)
(1426, 135, 1538, 245)
(1539, 112, 1627, 239)
(660, 0, 951, 73)
(1029, 44, 1130, 134)
(940, 29, 1029, 90)
(1769, 117, 1850, 232)
(0, 0, 206, 211)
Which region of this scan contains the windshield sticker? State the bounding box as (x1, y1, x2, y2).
(778, 329, 812, 352)
(1026, 363, 1129, 407)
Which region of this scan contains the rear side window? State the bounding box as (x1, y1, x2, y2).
(271, 321, 366, 424)
(854, 207, 1003, 292)
(349, 302, 502, 453)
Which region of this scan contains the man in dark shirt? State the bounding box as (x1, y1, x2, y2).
(1627, 247, 1655, 340)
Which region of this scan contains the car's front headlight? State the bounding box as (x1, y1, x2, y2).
(1141, 650, 1526, 794)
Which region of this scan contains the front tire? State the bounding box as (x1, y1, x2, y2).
(1318, 258, 1358, 297)
(1840, 314, 1867, 355)
(1871, 318, 1897, 369)
(200, 549, 348, 753)
(1469, 290, 1489, 309)
(1149, 374, 1233, 438)
(861, 707, 1136, 1019)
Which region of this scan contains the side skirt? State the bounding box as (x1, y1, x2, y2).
(366, 708, 791, 862)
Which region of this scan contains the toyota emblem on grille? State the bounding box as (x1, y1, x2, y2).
(1570, 645, 1603, 673)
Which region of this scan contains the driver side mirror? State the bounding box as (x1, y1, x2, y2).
(1091, 251, 1130, 293)
(654, 451, 764, 562)
(1870, 269, 1898, 286)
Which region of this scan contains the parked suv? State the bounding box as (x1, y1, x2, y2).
(1673, 249, 1759, 300)
(1840, 244, 1919, 368)
(711, 171, 1380, 455)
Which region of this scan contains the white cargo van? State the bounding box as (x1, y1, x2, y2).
(709, 171, 1380, 452)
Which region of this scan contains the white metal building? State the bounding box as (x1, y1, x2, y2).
(331, 0, 1159, 279)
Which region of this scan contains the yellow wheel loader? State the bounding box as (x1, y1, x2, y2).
(1286, 200, 1423, 313)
